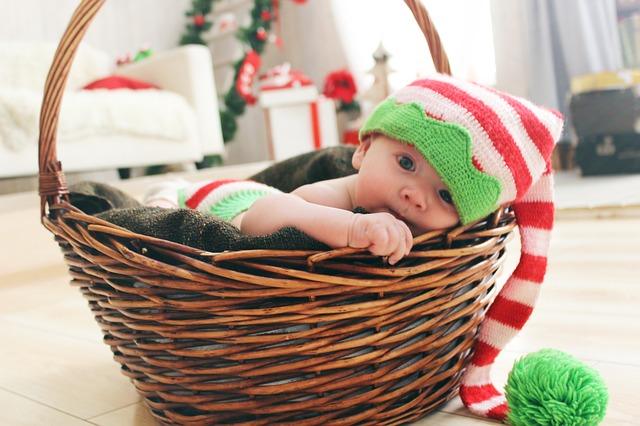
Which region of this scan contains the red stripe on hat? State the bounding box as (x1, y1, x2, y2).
(424, 110, 444, 121)
(411, 79, 532, 198)
(459, 383, 502, 405)
(548, 108, 563, 119)
(470, 340, 501, 366)
(185, 179, 239, 209)
(487, 403, 508, 420)
(514, 201, 554, 230)
(486, 295, 534, 330)
(472, 157, 484, 172)
(499, 93, 556, 161)
(512, 253, 548, 283)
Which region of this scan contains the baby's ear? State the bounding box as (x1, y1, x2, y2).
(352, 138, 371, 170)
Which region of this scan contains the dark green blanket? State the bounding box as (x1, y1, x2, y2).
(69, 146, 357, 252)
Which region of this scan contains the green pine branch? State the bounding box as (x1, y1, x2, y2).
(179, 0, 296, 143)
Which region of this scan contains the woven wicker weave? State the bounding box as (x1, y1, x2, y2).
(38, 1, 516, 424)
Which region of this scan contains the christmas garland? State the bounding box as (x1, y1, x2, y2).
(180, 0, 306, 143)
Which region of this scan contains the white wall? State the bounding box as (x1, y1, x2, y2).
(0, 0, 190, 57)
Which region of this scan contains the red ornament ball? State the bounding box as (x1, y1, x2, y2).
(256, 27, 268, 41)
(261, 10, 272, 21)
(193, 14, 206, 27)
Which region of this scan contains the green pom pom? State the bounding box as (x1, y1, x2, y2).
(505, 349, 608, 426)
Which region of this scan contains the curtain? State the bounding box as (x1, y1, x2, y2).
(491, 0, 622, 138)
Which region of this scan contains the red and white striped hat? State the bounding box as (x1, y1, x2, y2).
(360, 73, 564, 421)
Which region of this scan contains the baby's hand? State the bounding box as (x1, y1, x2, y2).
(347, 213, 413, 265)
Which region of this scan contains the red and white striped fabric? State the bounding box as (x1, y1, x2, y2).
(361, 73, 564, 422)
(144, 178, 282, 222)
(459, 167, 555, 420)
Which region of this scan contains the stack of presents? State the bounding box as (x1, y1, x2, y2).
(570, 70, 640, 175)
(258, 64, 340, 161)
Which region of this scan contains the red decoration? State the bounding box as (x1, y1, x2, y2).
(323, 69, 358, 104)
(343, 129, 360, 145)
(236, 50, 261, 105)
(193, 14, 205, 27)
(291, 0, 308, 3)
(83, 75, 159, 91)
(261, 10, 272, 21)
(310, 101, 322, 150)
(256, 27, 268, 42)
(259, 63, 312, 91)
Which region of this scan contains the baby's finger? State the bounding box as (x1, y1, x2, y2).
(384, 227, 402, 260)
(400, 220, 413, 255)
(367, 225, 390, 256)
(388, 222, 408, 265)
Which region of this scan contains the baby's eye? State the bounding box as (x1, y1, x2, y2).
(439, 189, 454, 205)
(397, 155, 415, 171)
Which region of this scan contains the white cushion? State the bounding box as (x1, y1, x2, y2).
(0, 88, 198, 151)
(0, 41, 112, 91)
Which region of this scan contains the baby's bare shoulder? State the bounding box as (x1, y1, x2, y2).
(291, 175, 356, 210)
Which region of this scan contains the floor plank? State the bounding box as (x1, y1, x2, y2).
(89, 403, 157, 426)
(0, 321, 140, 419)
(0, 388, 92, 426)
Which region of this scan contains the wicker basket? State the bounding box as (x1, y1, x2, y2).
(38, 1, 516, 424)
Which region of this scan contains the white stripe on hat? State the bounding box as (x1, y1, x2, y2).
(519, 172, 555, 203)
(478, 318, 518, 350)
(429, 74, 547, 182)
(499, 277, 542, 307)
(520, 227, 552, 257)
(467, 395, 507, 415)
(461, 364, 493, 386)
(395, 85, 517, 204)
(518, 97, 565, 142)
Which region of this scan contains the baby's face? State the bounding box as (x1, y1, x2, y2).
(352, 135, 460, 235)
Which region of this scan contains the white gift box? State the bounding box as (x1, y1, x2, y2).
(259, 85, 339, 161)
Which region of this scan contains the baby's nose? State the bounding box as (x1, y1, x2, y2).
(402, 188, 427, 210)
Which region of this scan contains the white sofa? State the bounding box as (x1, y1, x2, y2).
(0, 42, 225, 178)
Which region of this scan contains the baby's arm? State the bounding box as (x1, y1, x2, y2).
(239, 182, 413, 264)
(240, 192, 356, 248)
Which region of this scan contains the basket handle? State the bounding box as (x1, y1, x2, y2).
(38, 0, 105, 219)
(37, 0, 450, 220)
(404, 0, 451, 75)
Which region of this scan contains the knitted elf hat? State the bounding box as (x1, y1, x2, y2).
(360, 73, 564, 421)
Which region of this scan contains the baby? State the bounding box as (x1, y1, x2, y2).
(146, 74, 561, 265)
(145, 132, 452, 265)
(146, 73, 564, 421)
(240, 132, 459, 264)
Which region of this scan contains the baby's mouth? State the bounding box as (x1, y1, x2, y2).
(389, 209, 407, 222)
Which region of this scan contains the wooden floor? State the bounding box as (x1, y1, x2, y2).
(0, 167, 638, 425)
